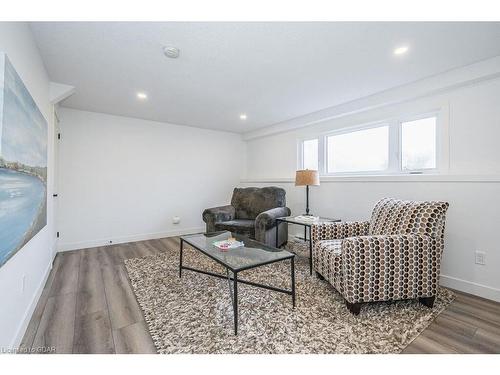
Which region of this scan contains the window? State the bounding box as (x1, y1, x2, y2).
(299, 112, 442, 176)
(326, 126, 389, 173)
(302, 138, 318, 170)
(401, 116, 437, 171)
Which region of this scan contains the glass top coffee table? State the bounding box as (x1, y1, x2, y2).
(179, 231, 296, 335)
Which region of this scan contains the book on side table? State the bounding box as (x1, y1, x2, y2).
(293, 215, 320, 222)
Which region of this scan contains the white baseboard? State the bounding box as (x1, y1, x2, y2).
(10, 250, 56, 349)
(440, 274, 500, 302)
(57, 226, 206, 252)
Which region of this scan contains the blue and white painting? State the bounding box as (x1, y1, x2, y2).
(0, 53, 47, 268)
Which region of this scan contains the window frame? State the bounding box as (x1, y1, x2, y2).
(325, 122, 391, 176)
(398, 111, 440, 174)
(300, 137, 320, 171)
(297, 108, 447, 177)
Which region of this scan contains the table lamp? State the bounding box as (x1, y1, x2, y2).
(295, 169, 320, 216)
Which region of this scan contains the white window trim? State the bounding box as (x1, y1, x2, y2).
(297, 105, 450, 177)
(324, 122, 390, 176)
(297, 137, 320, 170)
(398, 111, 439, 174)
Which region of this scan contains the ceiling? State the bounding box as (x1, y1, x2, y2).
(30, 22, 500, 133)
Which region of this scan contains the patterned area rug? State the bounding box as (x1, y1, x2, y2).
(124, 239, 454, 354)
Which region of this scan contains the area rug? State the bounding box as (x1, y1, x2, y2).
(124, 240, 454, 354)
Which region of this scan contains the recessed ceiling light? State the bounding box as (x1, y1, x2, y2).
(239, 114, 247, 120)
(394, 46, 409, 55)
(163, 46, 180, 59)
(136, 92, 148, 100)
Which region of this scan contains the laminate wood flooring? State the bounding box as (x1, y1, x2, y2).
(20, 237, 500, 354)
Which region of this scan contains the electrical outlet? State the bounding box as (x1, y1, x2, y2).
(172, 216, 181, 224)
(475, 251, 486, 265)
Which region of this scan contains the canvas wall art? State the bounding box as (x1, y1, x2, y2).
(0, 53, 47, 268)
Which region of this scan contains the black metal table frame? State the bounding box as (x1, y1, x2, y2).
(179, 237, 296, 335)
(275, 218, 340, 275)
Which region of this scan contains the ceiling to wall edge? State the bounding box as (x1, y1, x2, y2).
(242, 55, 500, 141)
(48, 56, 500, 141)
(49, 82, 75, 105)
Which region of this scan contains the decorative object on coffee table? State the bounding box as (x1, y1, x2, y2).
(312, 197, 449, 315)
(276, 216, 340, 275)
(295, 169, 320, 216)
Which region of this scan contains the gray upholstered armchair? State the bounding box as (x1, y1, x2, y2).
(202, 187, 291, 247)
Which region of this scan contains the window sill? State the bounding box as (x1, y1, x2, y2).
(241, 174, 500, 184)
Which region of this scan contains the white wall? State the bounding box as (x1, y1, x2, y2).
(243, 76, 500, 302)
(1, 23, 496, 350)
(0, 22, 55, 348)
(57, 108, 246, 250)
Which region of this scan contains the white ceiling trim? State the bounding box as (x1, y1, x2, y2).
(243, 56, 500, 141)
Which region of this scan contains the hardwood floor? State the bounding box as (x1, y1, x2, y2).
(402, 292, 500, 353)
(20, 237, 500, 354)
(20, 238, 173, 354)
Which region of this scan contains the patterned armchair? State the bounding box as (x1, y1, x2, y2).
(312, 198, 449, 315)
